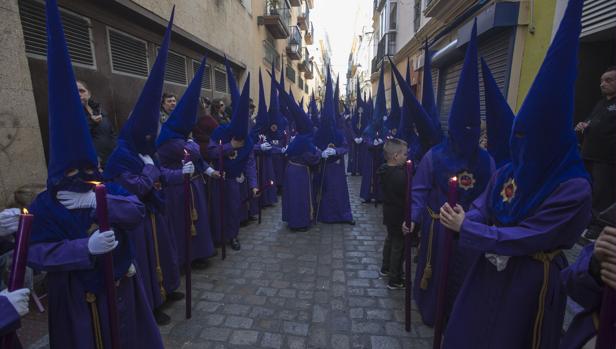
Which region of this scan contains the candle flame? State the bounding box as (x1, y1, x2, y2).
(270, 180, 274, 185)
(183, 149, 189, 156)
(406, 160, 412, 164)
(450, 176, 458, 182)
(87, 181, 102, 185)
(22, 208, 29, 214)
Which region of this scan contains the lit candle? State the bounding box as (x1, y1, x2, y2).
(92, 182, 120, 349)
(7, 208, 34, 291)
(448, 176, 458, 207)
(182, 149, 192, 319)
(404, 160, 413, 332)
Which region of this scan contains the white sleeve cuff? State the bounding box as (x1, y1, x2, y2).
(205, 167, 215, 176)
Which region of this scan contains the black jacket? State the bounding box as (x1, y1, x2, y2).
(85, 99, 116, 166)
(378, 163, 407, 227)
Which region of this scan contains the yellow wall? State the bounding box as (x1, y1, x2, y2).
(514, 0, 557, 111)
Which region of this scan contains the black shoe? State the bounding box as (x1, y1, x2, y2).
(379, 268, 389, 277)
(387, 280, 404, 290)
(362, 200, 371, 204)
(154, 308, 171, 325)
(166, 291, 185, 302)
(346, 220, 356, 225)
(248, 216, 258, 222)
(191, 258, 210, 270)
(230, 238, 241, 251)
(290, 227, 309, 232)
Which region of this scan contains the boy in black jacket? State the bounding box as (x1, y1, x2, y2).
(377, 138, 408, 289)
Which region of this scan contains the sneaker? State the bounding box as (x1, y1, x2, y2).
(387, 280, 404, 290)
(379, 268, 389, 277)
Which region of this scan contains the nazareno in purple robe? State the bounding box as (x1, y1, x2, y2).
(270, 140, 287, 192)
(410, 149, 493, 326)
(0, 295, 22, 348)
(158, 139, 215, 264)
(315, 145, 354, 223)
(112, 164, 180, 310)
(27, 194, 164, 349)
(207, 140, 257, 242)
(359, 138, 384, 202)
(253, 145, 278, 207)
(560, 243, 602, 349)
(282, 151, 321, 229)
(442, 176, 592, 349)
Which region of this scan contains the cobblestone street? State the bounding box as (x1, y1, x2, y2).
(159, 176, 432, 349)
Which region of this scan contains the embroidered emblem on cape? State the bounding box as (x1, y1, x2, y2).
(228, 150, 238, 160)
(270, 124, 278, 132)
(457, 171, 476, 190)
(500, 178, 517, 203)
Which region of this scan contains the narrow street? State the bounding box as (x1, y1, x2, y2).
(159, 176, 432, 349)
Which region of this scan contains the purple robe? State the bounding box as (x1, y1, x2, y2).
(442, 176, 592, 349)
(207, 140, 257, 242)
(158, 139, 215, 265)
(316, 146, 354, 223)
(359, 139, 383, 202)
(347, 141, 362, 175)
(28, 195, 163, 349)
(411, 150, 492, 326)
(270, 141, 287, 192)
(253, 146, 278, 207)
(112, 164, 180, 310)
(0, 295, 21, 348)
(560, 243, 601, 349)
(282, 151, 321, 229)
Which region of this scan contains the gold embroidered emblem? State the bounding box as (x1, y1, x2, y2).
(457, 171, 476, 190)
(270, 124, 278, 132)
(228, 150, 238, 160)
(500, 178, 517, 203)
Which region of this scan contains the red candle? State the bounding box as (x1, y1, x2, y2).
(218, 140, 226, 260)
(404, 160, 413, 333)
(93, 182, 121, 349)
(448, 176, 458, 207)
(8, 209, 34, 291)
(183, 149, 192, 319)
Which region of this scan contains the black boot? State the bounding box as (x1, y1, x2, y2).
(154, 308, 171, 325)
(166, 291, 185, 302)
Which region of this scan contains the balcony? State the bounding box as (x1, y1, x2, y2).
(289, 0, 301, 6)
(298, 47, 310, 72)
(258, 0, 291, 39)
(306, 0, 314, 9)
(286, 26, 302, 60)
(304, 21, 314, 45)
(297, 4, 309, 31)
(374, 32, 396, 70)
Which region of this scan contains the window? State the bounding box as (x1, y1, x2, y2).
(389, 2, 397, 31)
(107, 28, 149, 77)
(164, 50, 187, 85)
(192, 60, 212, 90)
(298, 76, 304, 89)
(414, 0, 421, 33)
(263, 40, 281, 70)
(286, 65, 296, 83)
(214, 68, 227, 93)
(19, 0, 96, 68)
(304, 84, 308, 94)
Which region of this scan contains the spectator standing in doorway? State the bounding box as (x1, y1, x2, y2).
(77, 80, 116, 166)
(159, 92, 177, 135)
(576, 66, 616, 240)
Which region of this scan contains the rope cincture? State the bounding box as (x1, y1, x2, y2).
(86, 292, 104, 349)
(420, 207, 440, 290)
(530, 250, 562, 349)
(150, 213, 167, 302)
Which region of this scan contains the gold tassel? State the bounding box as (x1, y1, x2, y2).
(150, 213, 167, 301)
(86, 292, 104, 349)
(531, 250, 561, 349)
(420, 208, 440, 290)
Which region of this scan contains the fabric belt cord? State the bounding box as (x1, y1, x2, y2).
(531, 250, 562, 349)
(189, 182, 198, 237)
(86, 292, 104, 349)
(150, 213, 167, 301)
(420, 207, 440, 290)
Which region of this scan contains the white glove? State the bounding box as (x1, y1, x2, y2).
(57, 191, 96, 210)
(0, 208, 21, 236)
(88, 229, 118, 255)
(126, 263, 136, 277)
(205, 167, 216, 177)
(354, 137, 363, 144)
(272, 140, 279, 146)
(290, 136, 296, 143)
(344, 114, 351, 120)
(138, 154, 154, 166)
(182, 161, 195, 175)
(281, 146, 288, 153)
(321, 148, 336, 159)
(373, 139, 380, 146)
(236, 173, 246, 184)
(260, 142, 272, 151)
(485, 253, 510, 272)
(0, 288, 30, 317)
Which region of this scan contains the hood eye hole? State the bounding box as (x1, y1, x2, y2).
(84, 168, 95, 175)
(65, 168, 79, 177)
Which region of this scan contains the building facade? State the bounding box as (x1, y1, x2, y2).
(370, 0, 615, 130)
(0, 0, 321, 207)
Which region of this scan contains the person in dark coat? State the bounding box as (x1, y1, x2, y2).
(77, 80, 116, 166)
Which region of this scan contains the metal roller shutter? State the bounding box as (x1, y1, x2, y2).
(436, 28, 514, 131)
(581, 0, 616, 38)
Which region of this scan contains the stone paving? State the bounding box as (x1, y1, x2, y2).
(159, 176, 432, 349)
